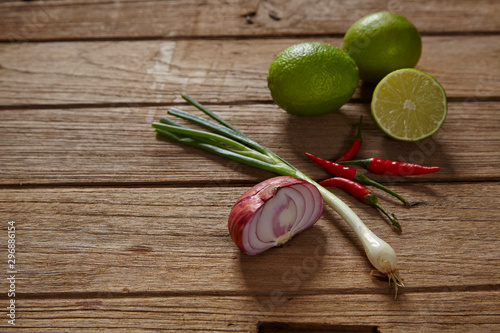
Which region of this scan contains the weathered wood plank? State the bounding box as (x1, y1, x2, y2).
(0, 36, 498, 106)
(1, 2, 497, 331)
(0, 102, 498, 185)
(1, 0, 499, 42)
(0, 183, 498, 296)
(0, 292, 498, 332)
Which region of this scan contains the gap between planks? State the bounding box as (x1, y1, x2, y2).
(1, 30, 499, 44)
(0, 179, 497, 190)
(1, 98, 499, 112)
(7, 283, 500, 301)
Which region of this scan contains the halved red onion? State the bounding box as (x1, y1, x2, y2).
(228, 176, 324, 255)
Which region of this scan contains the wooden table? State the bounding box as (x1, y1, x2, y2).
(1, 1, 499, 332)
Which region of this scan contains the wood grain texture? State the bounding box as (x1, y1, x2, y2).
(0, 184, 498, 295)
(0, 102, 498, 185)
(1, 0, 499, 41)
(0, 293, 498, 332)
(0, 36, 498, 106)
(1, 1, 499, 331)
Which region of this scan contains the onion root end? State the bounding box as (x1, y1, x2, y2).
(275, 231, 294, 247)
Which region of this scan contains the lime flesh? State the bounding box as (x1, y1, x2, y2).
(371, 68, 447, 141)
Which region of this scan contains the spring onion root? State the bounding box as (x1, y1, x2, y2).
(152, 94, 404, 297)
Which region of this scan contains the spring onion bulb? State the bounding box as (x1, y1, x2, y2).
(228, 176, 324, 255)
(318, 185, 404, 297)
(152, 94, 404, 296)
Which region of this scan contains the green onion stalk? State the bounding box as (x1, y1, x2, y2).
(152, 94, 404, 296)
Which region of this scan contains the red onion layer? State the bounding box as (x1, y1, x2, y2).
(228, 176, 324, 255)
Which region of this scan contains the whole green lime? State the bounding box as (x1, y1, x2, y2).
(267, 42, 359, 116)
(343, 11, 422, 83)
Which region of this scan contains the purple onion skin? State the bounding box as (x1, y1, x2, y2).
(228, 176, 324, 255)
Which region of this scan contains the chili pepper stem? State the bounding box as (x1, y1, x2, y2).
(354, 115, 363, 141)
(339, 158, 441, 176)
(306, 152, 409, 206)
(364, 194, 401, 230)
(355, 173, 410, 206)
(339, 159, 371, 168)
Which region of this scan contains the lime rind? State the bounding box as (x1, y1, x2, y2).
(267, 42, 359, 116)
(343, 11, 422, 83)
(371, 68, 447, 142)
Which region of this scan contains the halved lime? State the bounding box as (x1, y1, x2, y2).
(371, 68, 447, 141)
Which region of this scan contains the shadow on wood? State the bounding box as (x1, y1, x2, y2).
(237, 226, 327, 312)
(257, 321, 378, 332)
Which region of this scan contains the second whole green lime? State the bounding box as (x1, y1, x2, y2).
(267, 42, 359, 116)
(343, 11, 422, 83)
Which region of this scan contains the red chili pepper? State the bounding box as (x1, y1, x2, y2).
(339, 158, 440, 176)
(336, 116, 363, 162)
(305, 152, 357, 179)
(319, 177, 401, 230)
(305, 152, 409, 206)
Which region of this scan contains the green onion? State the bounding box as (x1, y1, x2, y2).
(152, 94, 404, 296)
